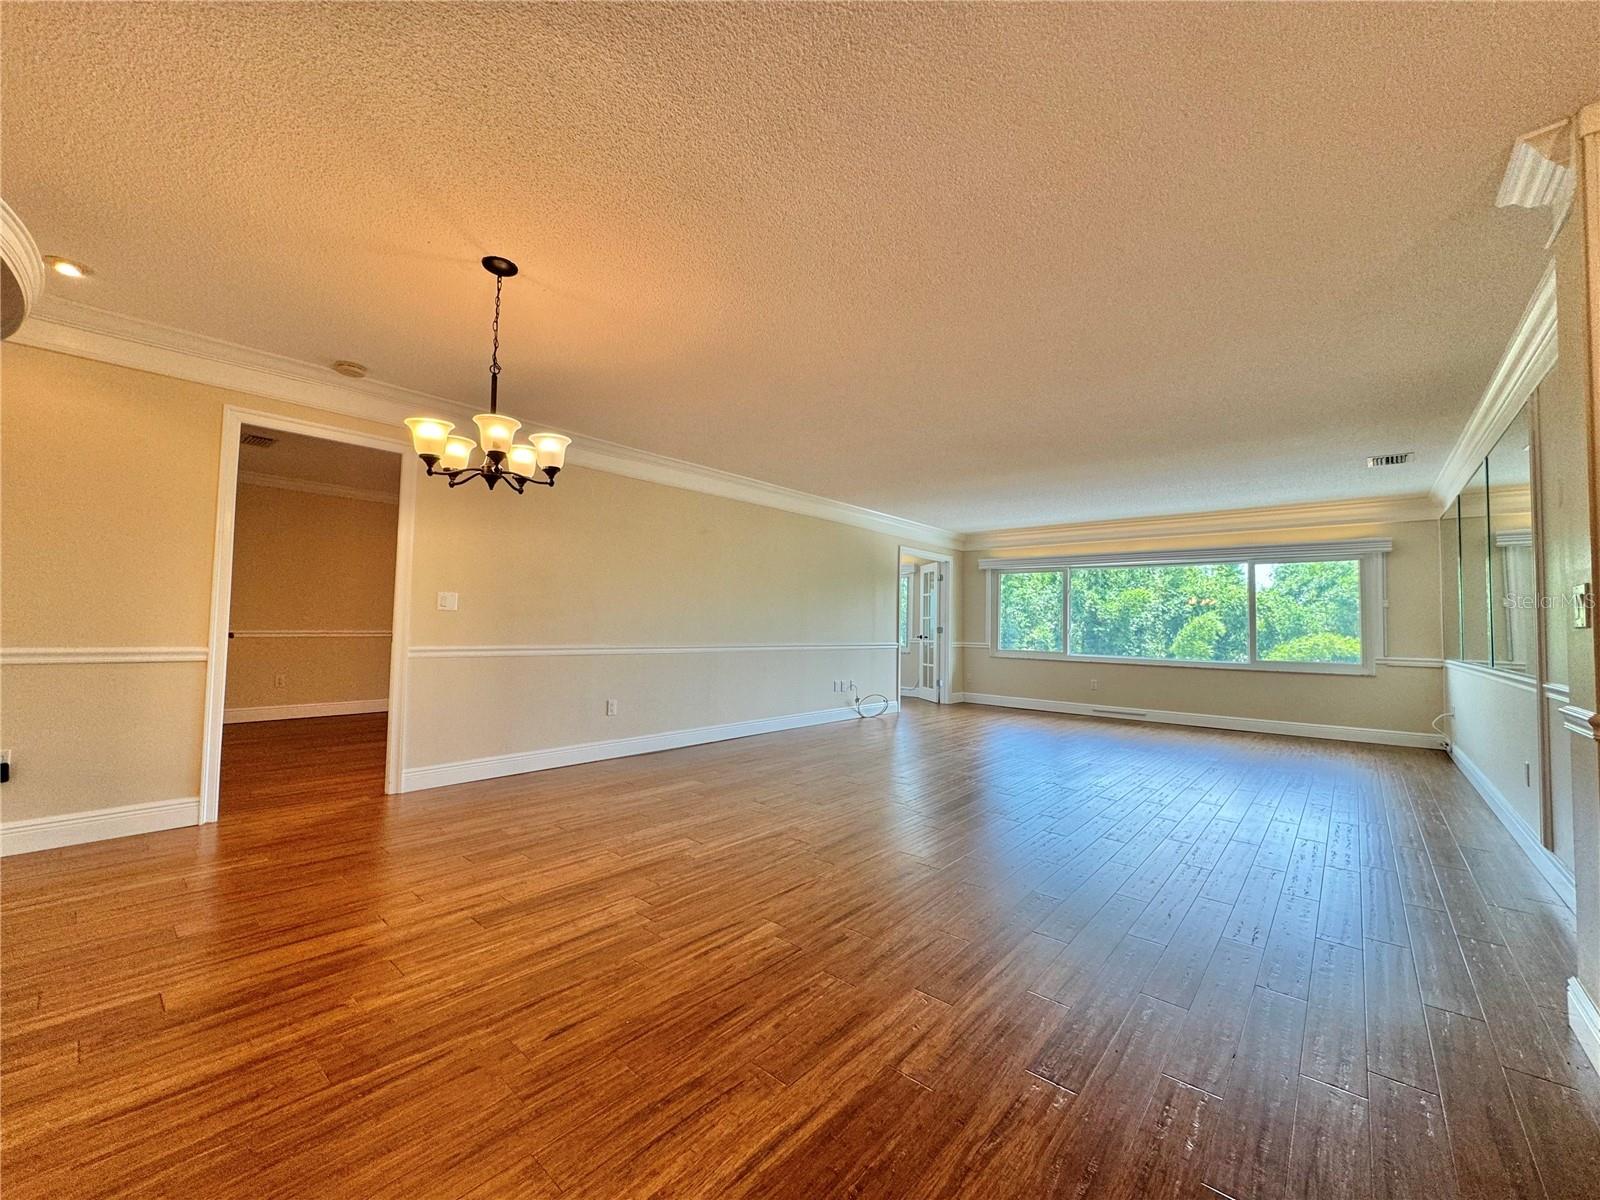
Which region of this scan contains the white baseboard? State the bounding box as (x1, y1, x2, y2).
(1449, 745, 1576, 910)
(0, 797, 201, 857)
(401, 702, 896, 793)
(1569, 978, 1600, 1074)
(223, 699, 387, 724)
(954, 692, 1445, 751)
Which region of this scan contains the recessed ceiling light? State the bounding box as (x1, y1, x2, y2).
(43, 255, 91, 279)
(332, 360, 368, 378)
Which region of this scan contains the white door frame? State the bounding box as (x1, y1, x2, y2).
(199, 406, 417, 822)
(898, 544, 954, 704)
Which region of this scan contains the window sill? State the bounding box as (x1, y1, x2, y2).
(988, 649, 1375, 677)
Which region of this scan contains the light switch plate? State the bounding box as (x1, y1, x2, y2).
(437, 591, 459, 612)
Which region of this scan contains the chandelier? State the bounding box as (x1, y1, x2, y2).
(403, 256, 571, 493)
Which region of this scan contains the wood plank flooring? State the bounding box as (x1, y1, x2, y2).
(3, 703, 1599, 1198)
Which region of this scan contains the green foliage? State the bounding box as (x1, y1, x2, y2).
(1169, 612, 1229, 661)
(999, 571, 1063, 651)
(1069, 563, 1248, 662)
(1260, 632, 1362, 664)
(998, 557, 1363, 665)
(1254, 561, 1360, 663)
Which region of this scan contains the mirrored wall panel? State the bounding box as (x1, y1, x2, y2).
(1488, 404, 1535, 673)
(1440, 497, 1462, 661)
(1459, 460, 1491, 665)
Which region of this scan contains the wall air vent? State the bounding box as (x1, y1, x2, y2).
(1365, 452, 1412, 468)
(240, 433, 277, 448)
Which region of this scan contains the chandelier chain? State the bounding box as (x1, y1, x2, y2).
(490, 276, 503, 379)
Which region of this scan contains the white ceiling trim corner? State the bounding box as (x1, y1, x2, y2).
(14, 297, 961, 549)
(1496, 117, 1577, 245)
(1428, 258, 1557, 509)
(1, 198, 45, 328)
(961, 494, 1440, 553)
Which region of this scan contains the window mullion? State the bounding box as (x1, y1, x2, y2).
(1061, 569, 1071, 656)
(1247, 559, 1259, 664)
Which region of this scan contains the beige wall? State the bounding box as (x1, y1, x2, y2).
(1534, 195, 1598, 896)
(1, 346, 400, 822)
(958, 518, 1445, 737)
(224, 481, 397, 714)
(0, 343, 904, 825)
(1446, 663, 1544, 833)
(1566, 118, 1600, 1002)
(404, 466, 900, 774)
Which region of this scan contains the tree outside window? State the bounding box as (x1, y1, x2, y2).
(996, 557, 1364, 668)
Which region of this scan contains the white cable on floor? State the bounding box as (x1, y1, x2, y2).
(852, 687, 891, 718)
(1431, 710, 1453, 745)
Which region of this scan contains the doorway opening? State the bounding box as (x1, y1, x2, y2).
(898, 546, 952, 706)
(201, 411, 413, 822)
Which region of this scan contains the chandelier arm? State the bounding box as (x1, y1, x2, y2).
(507, 469, 556, 489)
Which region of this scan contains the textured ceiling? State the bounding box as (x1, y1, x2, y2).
(4, 3, 1596, 532)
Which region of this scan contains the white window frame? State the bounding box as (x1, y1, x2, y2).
(983, 539, 1388, 677)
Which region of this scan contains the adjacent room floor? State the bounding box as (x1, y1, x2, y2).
(3, 705, 1598, 1198)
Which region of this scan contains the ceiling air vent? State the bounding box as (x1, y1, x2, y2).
(240, 432, 277, 448)
(1365, 452, 1412, 468)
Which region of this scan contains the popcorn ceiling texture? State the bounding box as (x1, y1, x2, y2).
(3, 2, 1597, 530)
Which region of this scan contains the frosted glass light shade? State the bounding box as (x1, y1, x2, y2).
(531, 432, 571, 471)
(441, 436, 475, 470)
(404, 417, 453, 458)
(507, 443, 538, 473)
(472, 413, 521, 454)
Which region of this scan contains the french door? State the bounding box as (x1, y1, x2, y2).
(912, 563, 941, 702)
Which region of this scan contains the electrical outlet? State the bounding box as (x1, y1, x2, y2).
(437, 591, 459, 612)
(1090, 679, 1099, 691)
(274, 673, 287, 689)
(605, 699, 619, 717)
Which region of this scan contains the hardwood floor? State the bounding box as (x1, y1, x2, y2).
(4, 704, 1599, 1198)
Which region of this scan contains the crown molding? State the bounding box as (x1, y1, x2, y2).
(568, 438, 959, 548)
(13, 297, 961, 549)
(1, 198, 45, 337)
(1428, 259, 1557, 510)
(16, 296, 457, 425)
(1496, 118, 1576, 246)
(961, 495, 1439, 553)
(238, 469, 399, 505)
